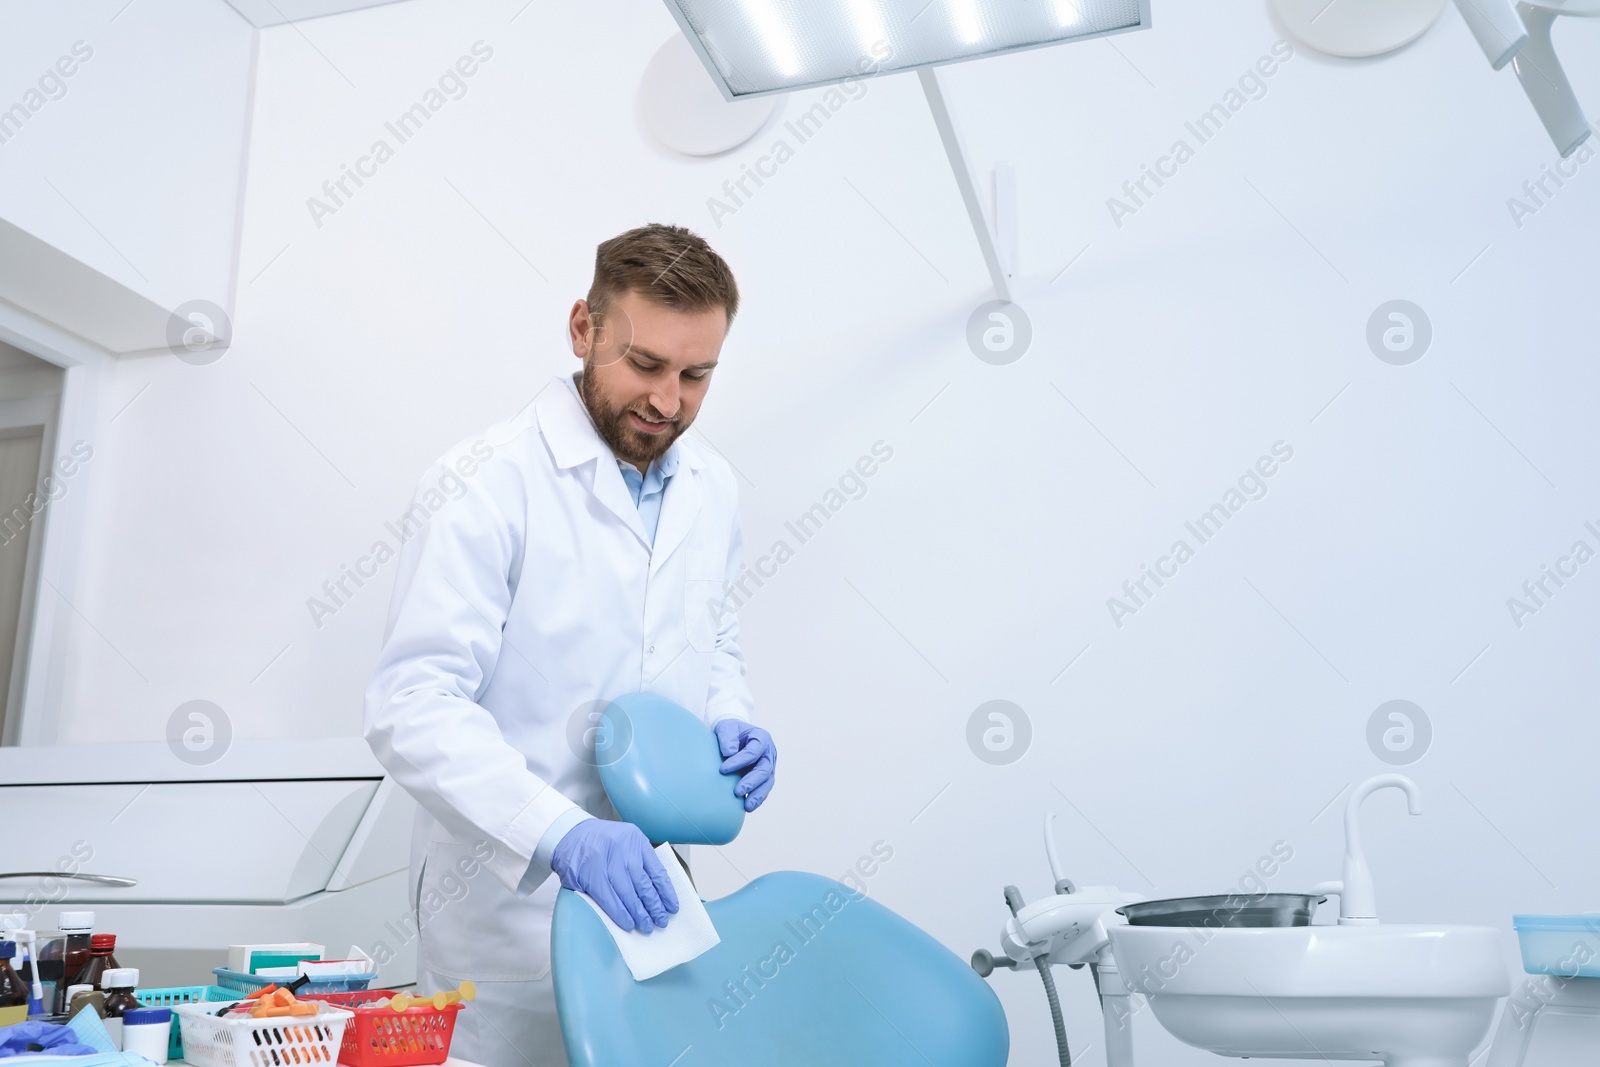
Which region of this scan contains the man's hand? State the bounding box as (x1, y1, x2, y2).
(713, 720, 776, 812)
(550, 819, 679, 933)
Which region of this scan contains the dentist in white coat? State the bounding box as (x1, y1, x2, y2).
(365, 224, 777, 1067)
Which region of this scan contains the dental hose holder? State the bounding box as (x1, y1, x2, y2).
(973, 813, 1141, 1067)
(1311, 774, 1422, 925)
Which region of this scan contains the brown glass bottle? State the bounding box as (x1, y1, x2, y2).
(102, 968, 139, 1014)
(74, 934, 119, 992)
(48, 919, 94, 1014)
(0, 941, 30, 1022)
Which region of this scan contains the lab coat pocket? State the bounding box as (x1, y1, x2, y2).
(685, 548, 725, 653)
(416, 841, 554, 981)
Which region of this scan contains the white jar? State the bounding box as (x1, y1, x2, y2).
(120, 1006, 171, 1065)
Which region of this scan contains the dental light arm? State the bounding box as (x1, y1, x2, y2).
(1312, 774, 1422, 925)
(1512, 2, 1593, 157)
(1454, 0, 1529, 68)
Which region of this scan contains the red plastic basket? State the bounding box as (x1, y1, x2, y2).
(300, 989, 462, 1067)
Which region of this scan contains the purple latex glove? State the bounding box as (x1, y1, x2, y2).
(713, 719, 776, 812)
(551, 818, 679, 933)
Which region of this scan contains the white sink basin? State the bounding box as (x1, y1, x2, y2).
(1109, 924, 1510, 1066)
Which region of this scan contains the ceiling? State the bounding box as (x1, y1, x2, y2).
(219, 0, 413, 28)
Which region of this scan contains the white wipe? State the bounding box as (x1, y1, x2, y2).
(578, 843, 719, 981)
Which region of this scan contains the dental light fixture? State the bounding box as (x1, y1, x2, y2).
(659, 0, 1153, 302)
(661, 0, 1151, 99)
(1275, 0, 1593, 157)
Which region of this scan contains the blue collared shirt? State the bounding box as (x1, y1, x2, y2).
(617, 449, 679, 546)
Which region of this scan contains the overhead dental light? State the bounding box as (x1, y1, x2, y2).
(661, 0, 1151, 99)
(658, 0, 1153, 302)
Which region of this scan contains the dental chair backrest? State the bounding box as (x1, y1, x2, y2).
(553, 693, 1009, 1067)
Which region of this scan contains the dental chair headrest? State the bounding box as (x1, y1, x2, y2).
(595, 692, 745, 845)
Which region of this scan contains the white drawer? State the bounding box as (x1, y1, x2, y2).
(0, 778, 379, 904)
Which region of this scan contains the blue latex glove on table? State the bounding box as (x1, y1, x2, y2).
(0, 1021, 100, 1057)
(714, 719, 776, 812)
(551, 818, 679, 934)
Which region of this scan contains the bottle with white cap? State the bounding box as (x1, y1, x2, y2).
(101, 967, 140, 1047)
(39, 911, 95, 1015)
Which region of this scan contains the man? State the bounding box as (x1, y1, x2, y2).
(365, 224, 776, 1067)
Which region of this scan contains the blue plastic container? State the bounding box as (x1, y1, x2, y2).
(1512, 914, 1600, 978)
(212, 966, 376, 996)
(135, 985, 242, 1059)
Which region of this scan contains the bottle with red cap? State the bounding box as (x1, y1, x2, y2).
(73, 934, 121, 993)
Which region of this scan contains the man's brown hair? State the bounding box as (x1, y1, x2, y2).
(587, 223, 739, 326)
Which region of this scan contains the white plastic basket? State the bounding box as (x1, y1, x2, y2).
(175, 1000, 354, 1067)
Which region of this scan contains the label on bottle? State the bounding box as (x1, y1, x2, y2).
(0, 1003, 27, 1026)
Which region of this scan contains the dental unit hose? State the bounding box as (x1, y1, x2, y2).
(1003, 885, 1071, 1067)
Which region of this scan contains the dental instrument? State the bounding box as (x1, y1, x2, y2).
(972, 812, 1141, 1067)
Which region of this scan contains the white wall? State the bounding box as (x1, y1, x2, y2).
(0, 0, 252, 322)
(45, 0, 1600, 1061)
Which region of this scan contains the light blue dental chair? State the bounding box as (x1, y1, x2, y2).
(552, 693, 1009, 1066)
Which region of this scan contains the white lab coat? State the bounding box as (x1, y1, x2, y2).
(364, 374, 754, 1065)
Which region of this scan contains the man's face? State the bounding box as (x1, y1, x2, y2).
(569, 288, 726, 469)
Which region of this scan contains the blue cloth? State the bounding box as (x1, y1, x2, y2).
(64, 1009, 116, 1055)
(616, 449, 679, 547)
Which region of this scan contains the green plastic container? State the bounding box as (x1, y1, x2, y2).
(135, 985, 242, 1060)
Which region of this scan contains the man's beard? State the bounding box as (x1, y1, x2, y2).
(578, 367, 686, 468)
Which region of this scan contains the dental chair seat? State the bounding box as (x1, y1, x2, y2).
(554, 871, 1008, 1065)
(551, 693, 1008, 1066)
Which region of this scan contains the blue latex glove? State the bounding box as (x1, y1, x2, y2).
(0, 1021, 100, 1057)
(714, 719, 776, 811)
(550, 818, 679, 934)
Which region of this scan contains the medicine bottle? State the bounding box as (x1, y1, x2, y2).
(76, 934, 120, 990)
(44, 912, 94, 1014)
(66, 983, 106, 1018)
(0, 940, 28, 1026)
(102, 967, 141, 1047)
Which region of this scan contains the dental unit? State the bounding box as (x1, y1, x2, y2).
(976, 775, 1523, 1067)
